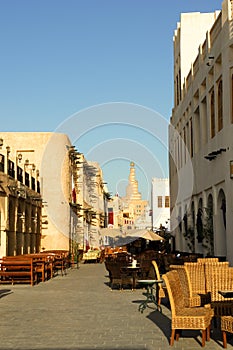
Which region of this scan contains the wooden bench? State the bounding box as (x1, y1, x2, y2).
(23, 254, 55, 282)
(41, 250, 69, 276)
(0, 257, 37, 286)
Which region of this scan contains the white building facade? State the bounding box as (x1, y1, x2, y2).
(169, 1, 233, 264)
(151, 178, 170, 231)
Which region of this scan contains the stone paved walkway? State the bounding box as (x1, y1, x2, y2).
(0, 263, 232, 350)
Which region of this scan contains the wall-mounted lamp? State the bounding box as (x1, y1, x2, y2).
(24, 160, 36, 172)
(6, 146, 10, 155)
(17, 153, 22, 163)
(16, 149, 34, 164)
(230, 160, 233, 179)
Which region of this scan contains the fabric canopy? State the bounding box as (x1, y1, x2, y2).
(100, 227, 164, 246)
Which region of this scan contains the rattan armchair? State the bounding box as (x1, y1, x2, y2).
(221, 316, 233, 348)
(163, 270, 213, 347)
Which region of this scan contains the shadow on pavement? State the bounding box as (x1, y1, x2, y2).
(2, 348, 151, 350)
(0, 289, 13, 298)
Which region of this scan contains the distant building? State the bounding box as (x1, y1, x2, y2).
(151, 178, 170, 231)
(107, 194, 123, 229)
(75, 159, 108, 250)
(121, 162, 149, 229)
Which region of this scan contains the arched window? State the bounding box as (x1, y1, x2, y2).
(218, 79, 223, 131)
(210, 89, 215, 138)
(206, 194, 214, 255)
(190, 118, 194, 157)
(197, 199, 203, 243)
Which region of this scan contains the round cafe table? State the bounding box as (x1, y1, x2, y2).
(137, 279, 163, 313)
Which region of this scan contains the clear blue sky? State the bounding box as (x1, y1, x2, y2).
(0, 0, 222, 199)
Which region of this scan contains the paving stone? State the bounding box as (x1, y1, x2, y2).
(0, 263, 232, 349)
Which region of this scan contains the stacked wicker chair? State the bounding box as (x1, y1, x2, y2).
(163, 270, 213, 347)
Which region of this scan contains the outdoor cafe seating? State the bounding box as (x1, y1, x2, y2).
(105, 249, 233, 347)
(163, 258, 233, 347)
(163, 270, 213, 347)
(0, 250, 69, 286)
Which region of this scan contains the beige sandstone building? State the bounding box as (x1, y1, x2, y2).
(0, 132, 108, 257)
(108, 162, 150, 230)
(169, 0, 233, 264)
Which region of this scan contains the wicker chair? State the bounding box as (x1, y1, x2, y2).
(163, 270, 213, 347)
(104, 261, 133, 290)
(184, 262, 211, 305)
(184, 262, 206, 294)
(151, 260, 167, 305)
(209, 267, 233, 318)
(197, 257, 219, 263)
(221, 316, 233, 348)
(204, 261, 229, 293)
(170, 264, 202, 307)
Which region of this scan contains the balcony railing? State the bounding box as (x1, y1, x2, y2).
(25, 172, 30, 187)
(0, 154, 4, 173)
(17, 166, 23, 183)
(37, 181, 40, 194)
(31, 177, 36, 191)
(7, 160, 15, 178)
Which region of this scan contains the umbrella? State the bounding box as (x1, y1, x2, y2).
(128, 229, 164, 241)
(100, 228, 164, 246)
(100, 227, 129, 238)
